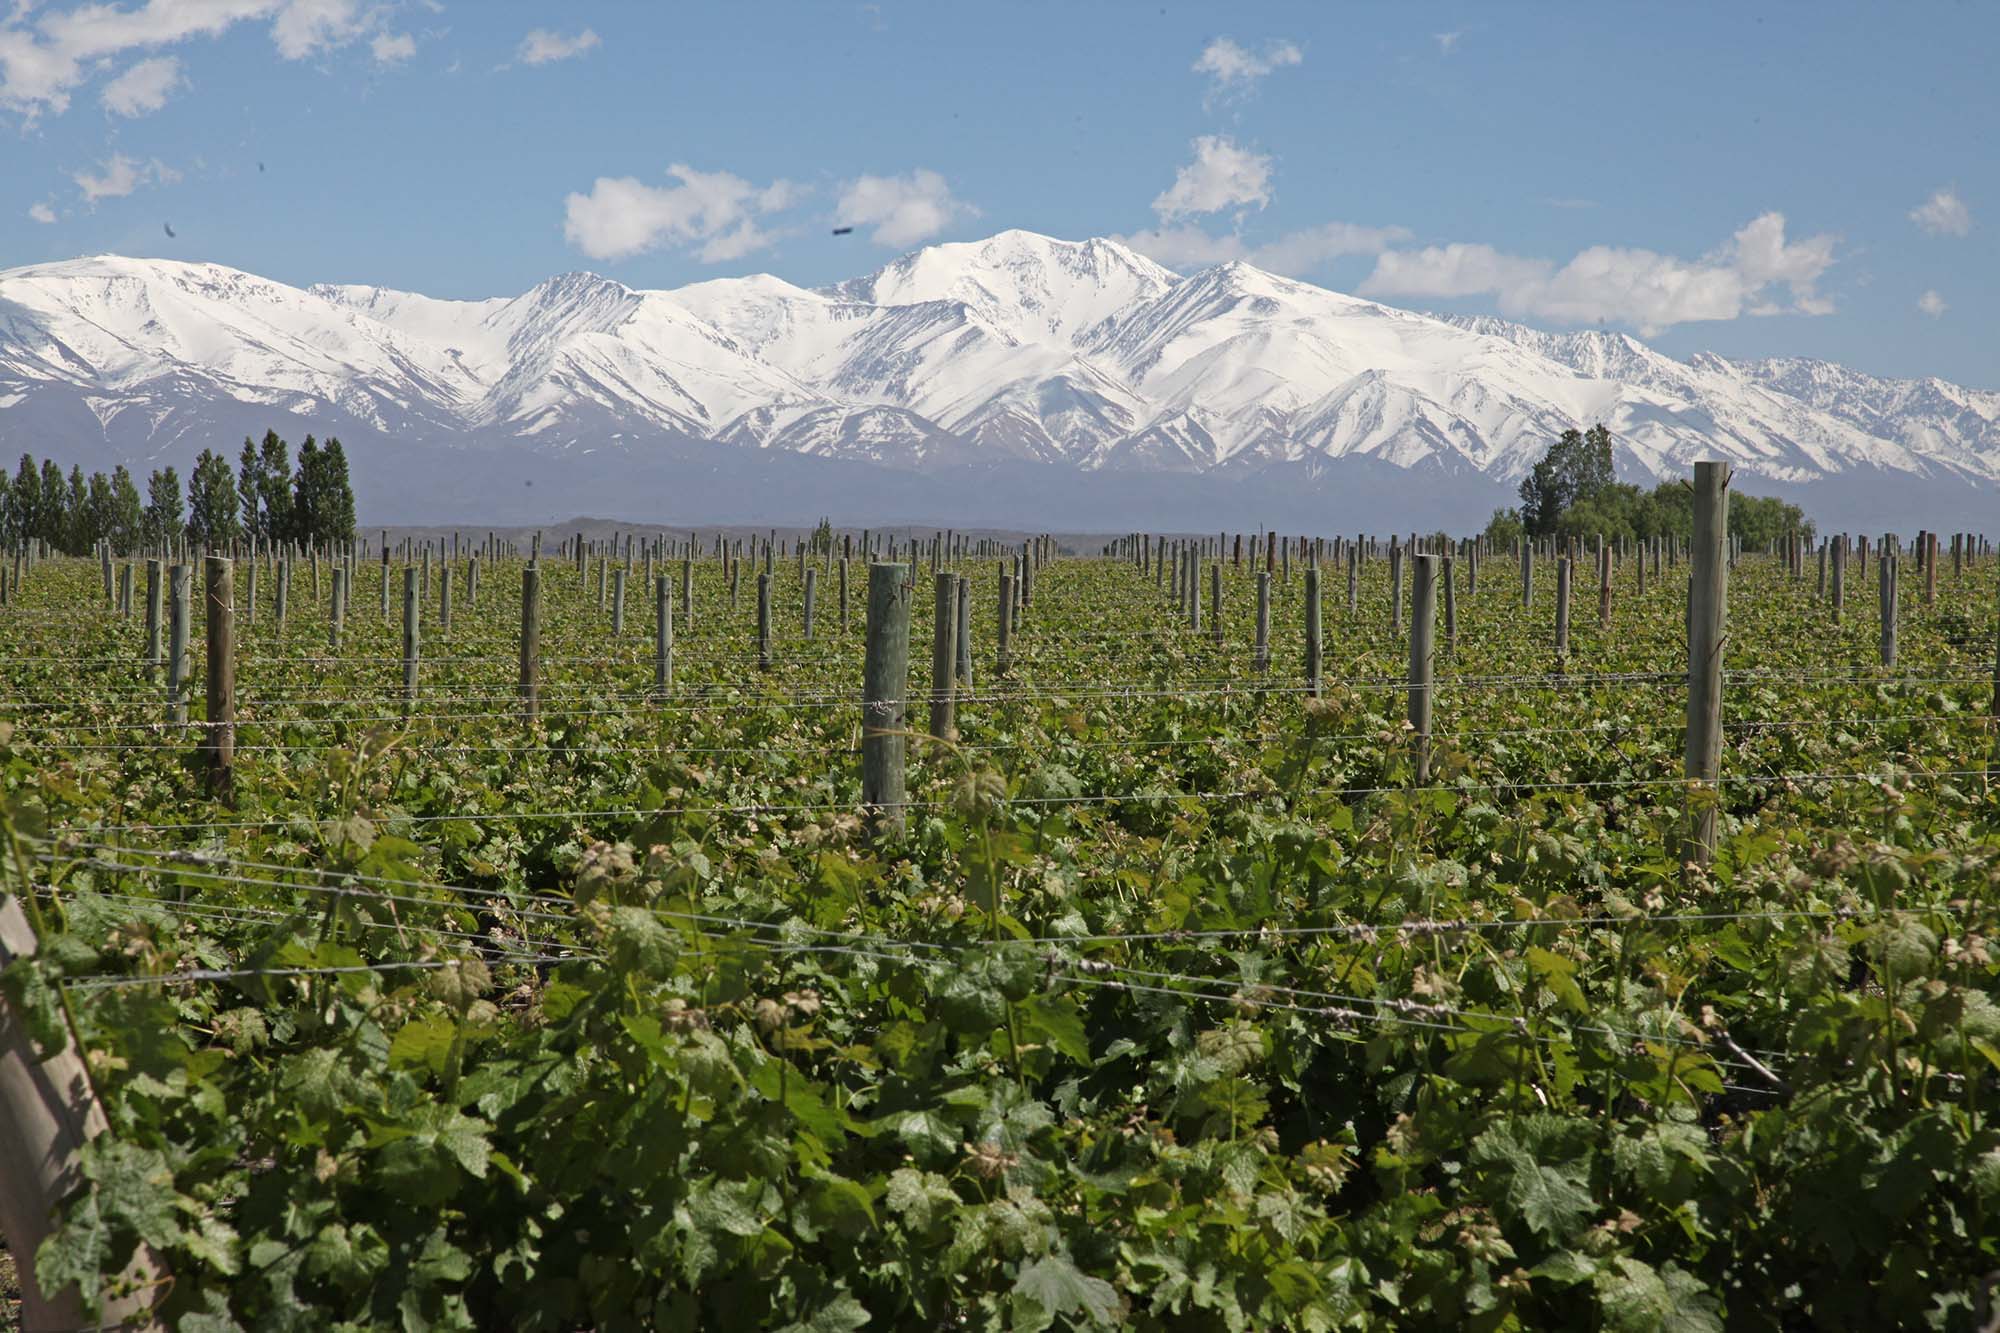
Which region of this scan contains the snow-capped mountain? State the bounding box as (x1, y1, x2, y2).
(2, 230, 1994, 526)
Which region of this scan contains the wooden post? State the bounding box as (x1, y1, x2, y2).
(655, 574, 673, 697)
(118, 561, 134, 621)
(440, 564, 452, 637)
(166, 562, 189, 725)
(1521, 542, 1534, 608)
(204, 556, 235, 800)
(144, 558, 163, 680)
(839, 557, 851, 634)
(1879, 551, 1898, 668)
(402, 566, 420, 711)
(1254, 571, 1270, 673)
(757, 572, 773, 670)
(1442, 555, 1457, 657)
(1390, 541, 1404, 637)
(1685, 461, 1731, 870)
(611, 568, 627, 635)
(929, 571, 957, 740)
(1209, 562, 1223, 646)
(803, 566, 818, 640)
(1304, 566, 1323, 697)
(1409, 554, 1437, 783)
(1597, 540, 1612, 630)
(1831, 538, 1845, 624)
(955, 574, 973, 694)
(997, 572, 1014, 674)
(863, 563, 912, 833)
(1555, 557, 1571, 665)
(519, 564, 541, 723)
(328, 565, 345, 651)
(1, 897, 169, 1330)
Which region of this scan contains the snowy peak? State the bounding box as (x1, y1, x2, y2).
(1, 235, 1995, 497)
(822, 230, 1179, 347)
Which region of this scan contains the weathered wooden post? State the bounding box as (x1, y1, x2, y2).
(1879, 550, 1899, 668)
(166, 562, 190, 725)
(1, 898, 170, 1330)
(1831, 538, 1846, 623)
(440, 564, 452, 637)
(610, 568, 627, 635)
(757, 572, 773, 670)
(803, 566, 817, 640)
(1442, 555, 1458, 657)
(329, 565, 346, 651)
(1521, 542, 1534, 609)
(955, 574, 973, 694)
(145, 558, 163, 680)
(929, 571, 957, 740)
(1597, 540, 1612, 630)
(996, 572, 1014, 674)
(204, 555, 235, 800)
(1409, 554, 1437, 783)
(519, 563, 542, 723)
(1555, 557, 1571, 665)
(1685, 461, 1730, 870)
(839, 557, 851, 634)
(402, 567, 420, 712)
(1254, 571, 1271, 673)
(863, 563, 912, 834)
(1390, 541, 1404, 637)
(1304, 566, 1323, 698)
(655, 574, 673, 697)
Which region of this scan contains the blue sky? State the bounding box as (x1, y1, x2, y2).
(3, 1, 1993, 387)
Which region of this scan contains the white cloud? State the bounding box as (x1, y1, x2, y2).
(1909, 186, 1971, 237)
(27, 200, 55, 223)
(269, 0, 366, 59)
(563, 163, 800, 262)
(1151, 135, 1272, 221)
(1192, 36, 1300, 103)
(1117, 220, 1412, 275)
(1917, 289, 1947, 318)
(1433, 31, 1462, 54)
(517, 27, 598, 65)
(834, 169, 976, 247)
(370, 30, 414, 64)
(71, 153, 178, 203)
(1360, 212, 1837, 335)
(100, 53, 182, 115)
(1, 0, 404, 118)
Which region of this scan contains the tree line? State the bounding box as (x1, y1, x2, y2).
(1, 430, 357, 556)
(1486, 424, 1814, 548)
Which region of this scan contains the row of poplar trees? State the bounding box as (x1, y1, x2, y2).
(2, 430, 357, 557)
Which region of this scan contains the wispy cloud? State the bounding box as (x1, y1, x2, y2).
(834, 169, 976, 247)
(73, 152, 178, 204)
(1917, 289, 1947, 318)
(517, 27, 599, 66)
(370, 30, 415, 65)
(1117, 221, 1411, 276)
(1192, 36, 1300, 106)
(27, 200, 56, 223)
(0, 0, 407, 120)
(1433, 31, 1462, 54)
(563, 163, 800, 262)
(1151, 135, 1272, 221)
(1360, 211, 1837, 335)
(100, 54, 183, 117)
(1909, 186, 1971, 237)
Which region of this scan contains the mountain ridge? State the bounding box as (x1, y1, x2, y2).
(2, 231, 1994, 526)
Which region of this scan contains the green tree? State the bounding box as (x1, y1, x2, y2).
(257, 430, 294, 544)
(291, 435, 323, 544)
(84, 470, 116, 553)
(108, 465, 143, 554)
(143, 467, 185, 550)
(65, 465, 89, 554)
(9, 455, 40, 546)
(1518, 424, 1615, 537)
(37, 457, 66, 547)
(320, 437, 356, 543)
(186, 448, 241, 550)
(238, 436, 264, 538)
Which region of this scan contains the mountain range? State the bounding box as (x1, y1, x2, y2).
(2, 230, 1994, 529)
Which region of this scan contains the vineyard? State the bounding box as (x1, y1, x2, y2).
(2, 492, 1999, 1331)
